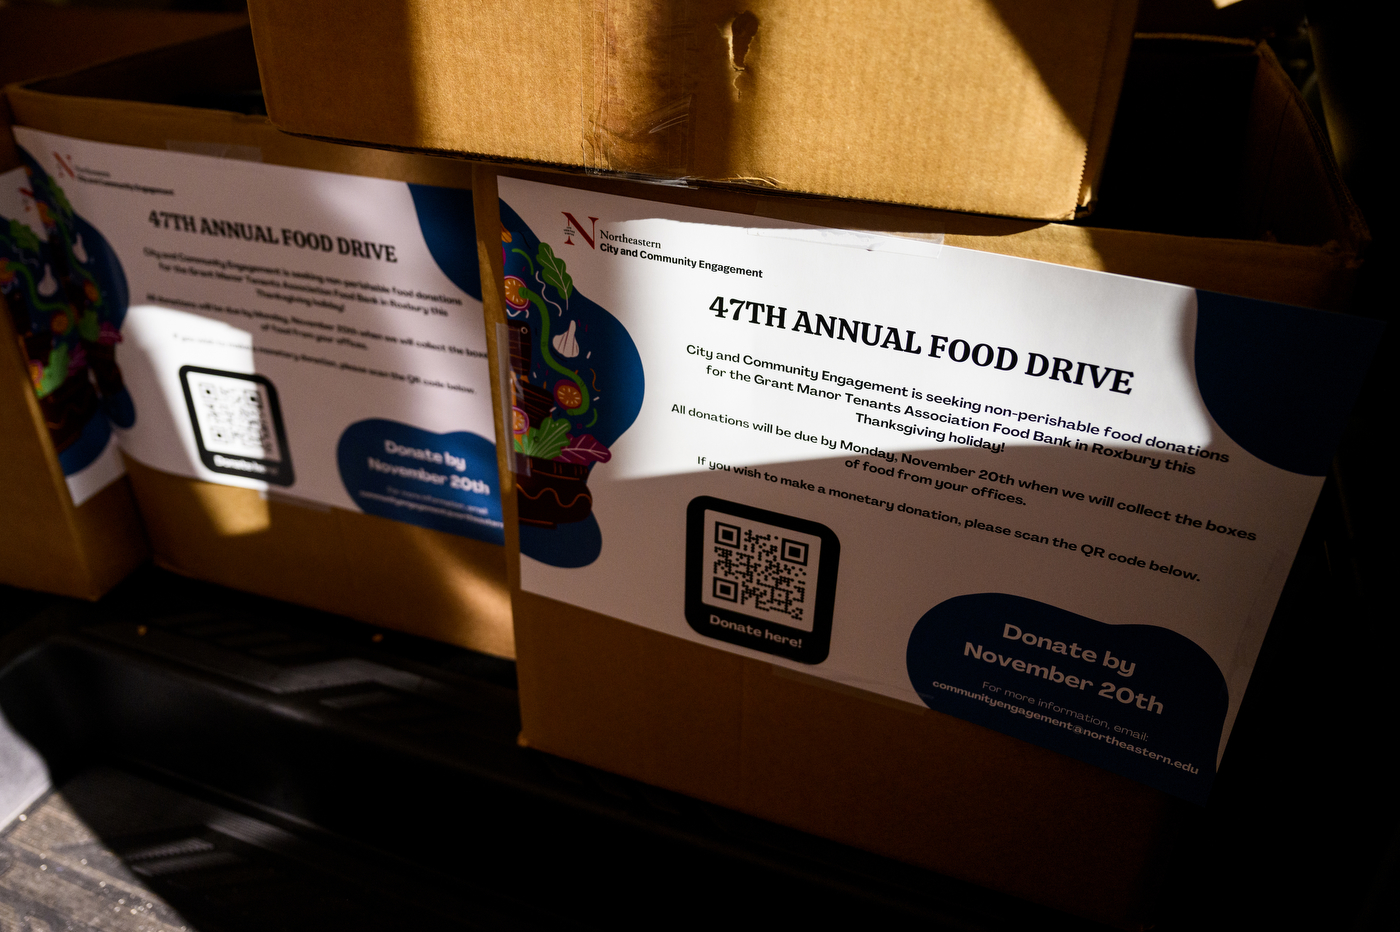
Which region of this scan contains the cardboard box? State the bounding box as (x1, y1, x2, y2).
(0, 6, 250, 171)
(1, 6, 248, 599)
(7, 29, 513, 656)
(474, 36, 1364, 927)
(246, 0, 1139, 221)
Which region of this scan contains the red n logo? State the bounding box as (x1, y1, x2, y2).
(561, 213, 599, 248)
(52, 152, 76, 178)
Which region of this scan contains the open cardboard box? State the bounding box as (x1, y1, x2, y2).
(246, 0, 1139, 222)
(473, 35, 1364, 928)
(6, 29, 512, 656)
(1, 6, 249, 599)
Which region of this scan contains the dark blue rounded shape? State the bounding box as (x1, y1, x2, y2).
(57, 409, 112, 476)
(1194, 290, 1382, 476)
(408, 184, 482, 301)
(520, 514, 603, 568)
(337, 418, 503, 544)
(907, 592, 1227, 803)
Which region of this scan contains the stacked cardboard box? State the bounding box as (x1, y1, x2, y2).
(11, 10, 1369, 929)
(1, 6, 247, 599)
(246, 0, 1138, 220)
(6, 29, 511, 656)
(246, 2, 1366, 922)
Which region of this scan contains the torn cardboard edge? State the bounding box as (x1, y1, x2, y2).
(1076, 0, 1141, 212)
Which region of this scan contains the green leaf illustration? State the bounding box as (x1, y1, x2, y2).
(7, 219, 40, 254)
(35, 344, 69, 399)
(537, 243, 573, 302)
(50, 181, 73, 218)
(78, 309, 101, 342)
(515, 416, 571, 460)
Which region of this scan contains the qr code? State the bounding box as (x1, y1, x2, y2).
(187, 372, 283, 461)
(686, 497, 839, 663)
(701, 510, 822, 632)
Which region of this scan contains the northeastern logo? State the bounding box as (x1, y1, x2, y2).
(561, 212, 598, 248)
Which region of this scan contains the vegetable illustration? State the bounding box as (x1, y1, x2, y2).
(554, 381, 583, 410)
(552, 318, 580, 357)
(510, 243, 590, 416)
(1, 158, 134, 470)
(504, 274, 529, 311)
(555, 434, 612, 464)
(537, 242, 573, 302)
(504, 238, 613, 528)
(516, 416, 571, 460)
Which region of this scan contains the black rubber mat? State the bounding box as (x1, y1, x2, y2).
(3, 531, 1395, 931)
(2, 569, 1098, 932)
(3, 767, 533, 932)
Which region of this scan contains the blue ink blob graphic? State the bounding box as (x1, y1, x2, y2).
(1193, 290, 1382, 476)
(3, 149, 133, 477)
(498, 199, 645, 568)
(906, 593, 1228, 803)
(337, 419, 503, 544)
(408, 184, 482, 301)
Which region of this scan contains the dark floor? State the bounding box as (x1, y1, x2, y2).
(2, 570, 1113, 932)
(1, 556, 1396, 931)
(4, 768, 473, 932)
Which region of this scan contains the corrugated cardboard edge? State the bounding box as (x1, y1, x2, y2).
(472, 168, 523, 597)
(1246, 37, 1369, 250)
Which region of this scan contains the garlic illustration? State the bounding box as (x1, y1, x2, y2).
(72, 234, 89, 263)
(552, 319, 580, 358)
(37, 264, 57, 297)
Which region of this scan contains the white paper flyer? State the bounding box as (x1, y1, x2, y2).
(497, 176, 1380, 802)
(3, 129, 501, 541)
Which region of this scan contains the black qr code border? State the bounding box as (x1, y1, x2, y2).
(179, 366, 295, 487)
(684, 495, 840, 665)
